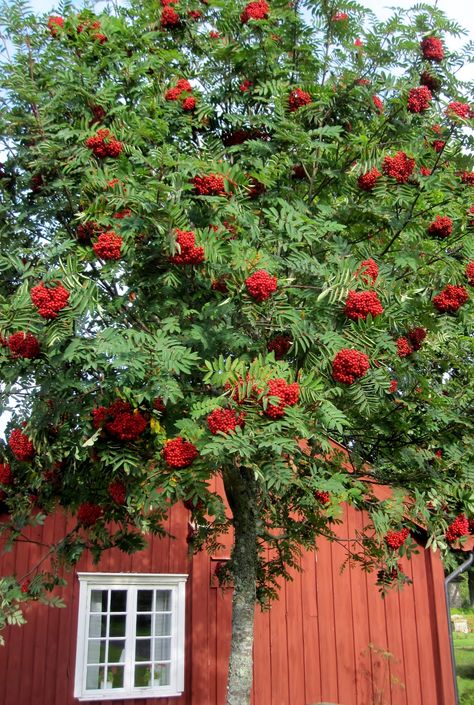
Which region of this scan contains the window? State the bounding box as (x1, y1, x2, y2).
(74, 573, 187, 700)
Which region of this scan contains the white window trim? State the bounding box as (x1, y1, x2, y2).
(74, 573, 187, 701)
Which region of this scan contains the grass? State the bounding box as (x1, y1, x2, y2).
(453, 632, 474, 705)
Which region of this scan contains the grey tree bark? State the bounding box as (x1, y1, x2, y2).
(222, 464, 258, 705)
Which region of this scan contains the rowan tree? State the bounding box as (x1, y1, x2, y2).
(0, 0, 473, 702)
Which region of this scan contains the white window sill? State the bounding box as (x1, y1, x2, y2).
(76, 689, 183, 700)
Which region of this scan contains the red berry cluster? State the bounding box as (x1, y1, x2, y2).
(6, 332, 40, 359)
(314, 490, 330, 505)
(188, 10, 202, 21)
(388, 379, 398, 393)
(407, 327, 427, 351)
(170, 229, 205, 265)
(76, 220, 101, 243)
(77, 17, 107, 43)
(211, 278, 228, 293)
(420, 71, 441, 92)
(161, 6, 181, 28)
(446, 101, 472, 120)
(153, 397, 166, 413)
(385, 527, 409, 550)
(108, 480, 126, 505)
(93, 231, 123, 260)
(9, 428, 35, 462)
(420, 36, 444, 62)
(248, 176, 266, 199)
(207, 408, 245, 434)
(433, 285, 469, 313)
(30, 283, 70, 319)
(382, 151, 415, 183)
(445, 514, 469, 543)
(461, 171, 474, 185)
(407, 86, 432, 113)
(245, 270, 278, 302)
(267, 334, 292, 360)
(344, 290, 383, 321)
(420, 166, 432, 176)
(288, 88, 312, 112)
(92, 400, 148, 442)
(0, 463, 13, 485)
(396, 337, 413, 358)
(77, 502, 104, 527)
(358, 167, 382, 191)
(332, 349, 370, 385)
(90, 104, 106, 124)
(240, 1, 269, 23)
(355, 258, 379, 285)
(466, 261, 474, 285)
(47, 16, 64, 36)
(263, 378, 299, 419)
(113, 209, 131, 220)
(292, 164, 306, 180)
(162, 437, 199, 468)
(240, 79, 253, 92)
(332, 11, 348, 21)
(165, 79, 196, 111)
(192, 174, 226, 196)
(85, 129, 123, 158)
(372, 95, 384, 113)
(377, 564, 402, 585)
(431, 139, 446, 153)
(427, 215, 452, 238)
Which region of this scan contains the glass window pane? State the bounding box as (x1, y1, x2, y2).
(86, 665, 105, 690)
(134, 664, 152, 687)
(105, 666, 124, 689)
(89, 614, 107, 638)
(154, 637, 171, 661)
(137, 590, 153, 612)
(109, 614, 126, 637)
(155, 590, 171, 612)
(108, 640, 126, 663)
(136, 614, 152, 636)
(110, 590, 127, 612)
(153, 663, 170, 687)
(135, 639, 151, 662)
(154, 613, 171, 636)
(90, 590, 107, 613)
(87, 639, 106, 664)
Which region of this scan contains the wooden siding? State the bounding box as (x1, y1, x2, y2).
(0, 502, 456, 705)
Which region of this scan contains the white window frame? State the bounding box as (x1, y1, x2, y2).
(74, 573, 187, 701)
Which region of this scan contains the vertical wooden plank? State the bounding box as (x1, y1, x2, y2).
(331, 505, 356, 705)
(285, 560, 306, 705)
(346, 507, 373, 705)
(366, 568, 390, 705)
(253, 599, 272, 705)
(190, 549, 210, 705)
(315, 538, 339, 704)
(384, 588, 408, 705)
(300, 548, 321, 704)
(398, 557, 423, 705)
(411, 547, 439, 705)
(426, 551, 457, 705)
(269, 578, 290, 705)
(215, 588, 232, 705)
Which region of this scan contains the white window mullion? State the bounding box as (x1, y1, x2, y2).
(123, 586, 137, 695)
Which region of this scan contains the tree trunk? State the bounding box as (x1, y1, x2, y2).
(222, 464, 258, 705)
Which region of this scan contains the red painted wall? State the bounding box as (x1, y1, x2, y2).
(0, 496, 456, 705)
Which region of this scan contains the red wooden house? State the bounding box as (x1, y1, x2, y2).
(0, 469, 459, 705)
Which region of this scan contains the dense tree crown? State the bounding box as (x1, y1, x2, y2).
(0, 0, 473, 638)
